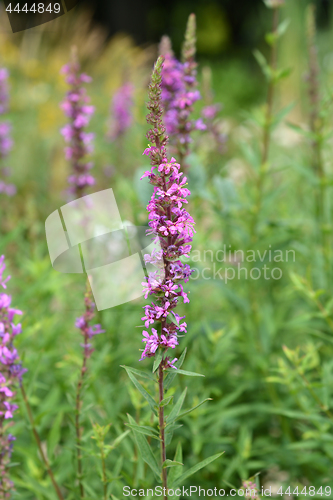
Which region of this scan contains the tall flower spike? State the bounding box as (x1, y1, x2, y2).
(0, 68, 15, 197)
(160, 15, 203, 168)
(181, 13, 196, 65)
(61, 50, 102, 499)
(108, 82, 134, 142)
(139, 55, 195, 497)
(0, 255, 25, 497)
(140, 55, 195, 365)
(60, 48, 95, 199)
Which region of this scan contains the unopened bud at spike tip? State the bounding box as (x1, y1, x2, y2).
(159, 35, 174, 57)
(182, 13, 196, 63)
(264, 0, 285, 8)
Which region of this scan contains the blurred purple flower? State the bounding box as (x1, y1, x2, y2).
(0, 255, 26, 495)
(108, 83, 134, 141)
(0, 68, 16, 197)
(0, 69, 9, 115)
(75, 288, 105, 361)
(201, 103, 226, 153)
(60, 55, 95, 198)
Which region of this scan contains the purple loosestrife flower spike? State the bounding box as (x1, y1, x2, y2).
(75, 283, 105, 360)
(60, 49, 95, 199)
(0, 255, 26, 497)
(181, 13, 196, 65)
(61, 50, 101, 499)
(139, 56, 195, 367)
(0, 69, 9, 116)
(0, 69, 15, 197)
(160, 15, 202, 168)
(108, 83, 134, 141)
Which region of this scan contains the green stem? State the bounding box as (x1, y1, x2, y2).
(251, 7, 279, 242)
(307, 5, 330, 284)
(158, 363, 168, 500)
(75, 331, 88, 499)
(21, 384, 64, 500)
(101, 444, 107, 500)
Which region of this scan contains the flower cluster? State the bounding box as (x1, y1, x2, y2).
(201, 103, 226, 154)
(0, 69, 9, 116)
(60, 56, 95, 198)
(0, 68, 15, 197)
(108, 82, 134, 141)
(75, 286, 104, 361)
(0, 255, 25, 496)
(139, 56, 195, 367)
(200, 66, 226, 153)
(242, 480, 260, 500)
(159, 16, 205, 165)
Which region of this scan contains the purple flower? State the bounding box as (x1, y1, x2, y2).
(0, 255, 26, 495)
(167, 358, 178, 369)
(0, 68, 16, 197)
(159, 17, 200, 166)
(242, 480, 260, 500)
(108, 83, 134, 141)
(200, 67, 227, 153)
(138, 56, 195, 369)
(60, 55, 95, 198)
(0, 68, 9, 115)
(75, 288, 104, 359)
(202, 104, 220, 120)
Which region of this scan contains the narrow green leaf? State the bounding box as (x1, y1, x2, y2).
(111, 430, 130, 449)
(277, 18, 290, 38)
(153, 350, 163, 373)
(121, 365, 156, 382)
(275, 67, 292, 81)
(123, 367, 157, 415)
(168, 442, 183, 487)
(169, 314, 179, 326)
(176, 398, 212, 420)
(172, 452, 224, 487)
(253, 49, 271, 80)
(47, 412, 63, 459)
(163, 459, 183, 468)
(166, 388, 187, 424)
(165, 423, 183, 442)
(160, 396, 173, 407)
(165, 369, 204, 377)
(287, 122, 314, 140)
(127, 415, 160, 479)
(164, 348, 187, 391)
(272, 102, 295, 128)
(126, 423, 161, 440)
